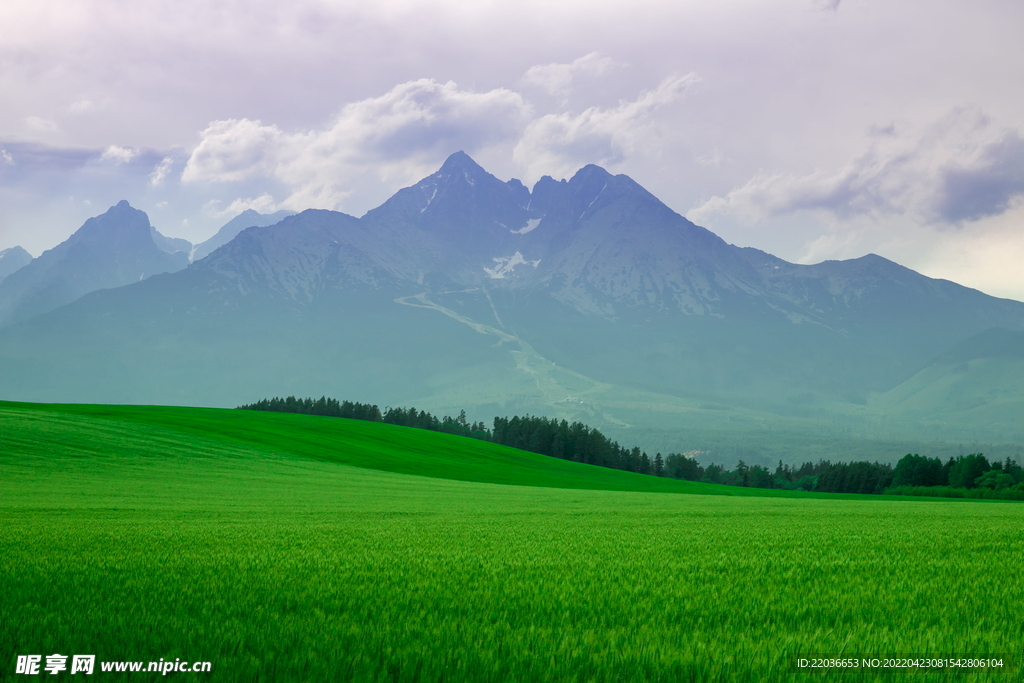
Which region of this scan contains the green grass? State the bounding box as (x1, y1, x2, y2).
(1, 400, 905, 499)
(2, 401, 1023, 681)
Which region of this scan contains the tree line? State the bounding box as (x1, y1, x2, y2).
(885, 453, 1024, 498)
(238, 396, 1024, 498)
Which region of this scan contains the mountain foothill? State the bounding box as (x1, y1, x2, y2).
(1, 151, 1022, 459)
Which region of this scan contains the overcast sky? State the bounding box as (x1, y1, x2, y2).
(2, 0, 1024, 299)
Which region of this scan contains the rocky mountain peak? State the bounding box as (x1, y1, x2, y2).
(69, 200, 153, 249)
(436, 150, 488, 181)
(0, 201, 189, 328)
(361, 153, 538, 270)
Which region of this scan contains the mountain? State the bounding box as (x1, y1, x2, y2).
(0, 246, 32, 284)
(192, 209, 294, 262)
(150, 227, 192, 256)
(0, 153, 1022, 449)
(381, 157, 1024, 403)
(0, 201, 189, 328)
(866, 328, 1024, 438)
(360, 150, 537, 278)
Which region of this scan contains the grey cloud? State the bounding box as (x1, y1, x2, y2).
(0, 142, 97, 174)
(690, 111, 1024, 228)
(936, 134, 1024, 223)
(346, 79, 530, 161)
(0, 142, 171, 179)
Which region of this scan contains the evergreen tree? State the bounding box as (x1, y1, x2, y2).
(735, 460, 749, 487)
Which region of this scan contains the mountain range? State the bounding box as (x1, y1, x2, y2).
(0, 151, 1022, 459)
(0, 205, 294, 328)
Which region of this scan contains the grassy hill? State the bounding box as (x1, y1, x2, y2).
(3, 401, 1023, 681)
(1, 400, 890, 499)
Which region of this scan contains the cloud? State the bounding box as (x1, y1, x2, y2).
(25, 117, 58, 133)
(522, 52, 621, 96)
(100, 145, 139, 164)
(513, 74, 700, 181)
(0, 142, 95, 174)
(68, 98, 96, 115)
(1, 149, 12, 165)
(182, 78, 530, 210)
(936, 133, 1024, 223)
(148, 156, 174, 187)
(689, 109, 1024, 227)
(182, 119, 283, 183)
(205, 194, 279, 218)
(694, 148, 725, 167)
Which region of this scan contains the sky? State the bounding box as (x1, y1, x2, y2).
(2, 0, 1024, 299)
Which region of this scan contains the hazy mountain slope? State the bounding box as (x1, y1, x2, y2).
(192, 209, 294, 262)
(738, 247, 1024, 338)
(425, 163, 1024, 403)
(0, 201, 188, 328)
(0, 210, 523, 407)
(866, 328, 1024, 436)
(150, 227, 192, 256)
(0, 246, 32, 284)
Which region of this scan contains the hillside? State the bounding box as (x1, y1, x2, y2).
(865, 328, 1024, 439)
(0, 400, 817, 497)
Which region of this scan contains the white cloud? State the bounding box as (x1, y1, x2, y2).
(25, 116, 58, 133)
(522, 52, 621, 96)
(100, 145, 139, 164)
(68, 98, 96, 115)
(1, 149, 12, 165)
(694, 148, 725, 167)
(148, 156, 174, 186)
(182, 78, 530, 211)
(689, 109, 1024, 228)
(513, 74, 700, 181)
(205, 194, 279, 218)
(182, 119, 283, 183)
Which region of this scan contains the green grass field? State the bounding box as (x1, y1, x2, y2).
(2, 401, 1022, 681)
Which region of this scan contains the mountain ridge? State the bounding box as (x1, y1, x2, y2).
(0, 152, 1022, 447)
(0, 246, 32, 284)
(0, 201, 189, 328)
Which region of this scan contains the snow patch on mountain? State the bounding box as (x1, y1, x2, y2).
(511, 219, 541, 235)
(421, 186, 438, 212)
(484, 251, 540, 279)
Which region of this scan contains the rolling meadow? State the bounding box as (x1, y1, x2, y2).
(2, 402, 1022, 681)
